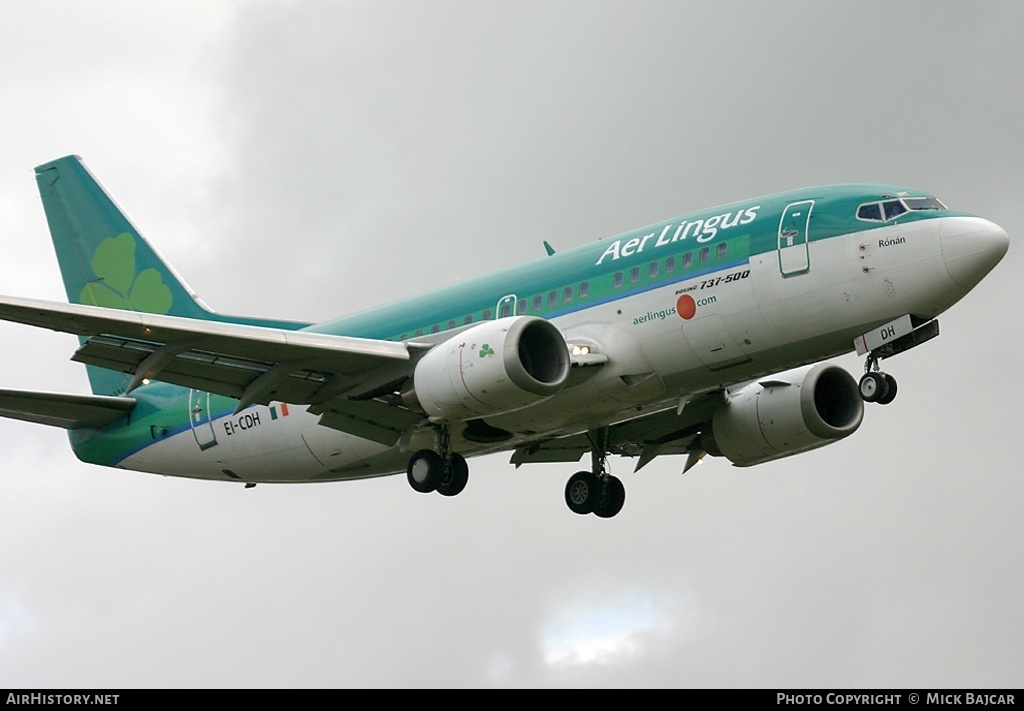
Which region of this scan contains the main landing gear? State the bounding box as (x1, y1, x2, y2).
(564, 429, 625, 518)
(406, 426, 469, 497)
(858, 353, 898, 405)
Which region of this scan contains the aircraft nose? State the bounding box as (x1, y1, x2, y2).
(940, 216, 1009, 289)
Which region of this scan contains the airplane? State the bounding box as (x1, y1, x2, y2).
(0, 155, 1009, 518)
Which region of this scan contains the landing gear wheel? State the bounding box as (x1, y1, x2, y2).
(437, 453, 469, 497)
(859, 371, 889, 403)
(565, 471, 599, 515)
(592, 475, 626, 519)
(878, 373, 898, 405)
(407, 449, 443, 493)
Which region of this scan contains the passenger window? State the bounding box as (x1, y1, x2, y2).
(613, 272, 623, 288)
(447, 320, 457, 330)
(414, 329, 424, 337)
(464, 315, 473, 325)
(548, 291, 557, 307)
(517, 299, 527, 315)
(699, 247, 709, 263)
(483, 309, 492, 320)
(579, 281, 589, 298)
(630, 267, 640, 283)
(666, 256, 676, 273)
(533, 295, 543, 312)
(683, 252, 693, 269)
(648, 262, 658, 278)
(717, 243, 727, 259)
(499, 303, 511, 318)
(563, 286, 573, 303)
(431, 324, 440, 334)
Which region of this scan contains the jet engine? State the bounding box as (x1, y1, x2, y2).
(406, 316, 570, 422)
(704, 363, 864, 467)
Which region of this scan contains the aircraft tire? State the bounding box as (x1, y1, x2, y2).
(858, 372, 888, 403)
(407, 449, 444, 493)
(565, 471, 599, 515)
(593, 475, 626, 519)
(878, 374, 898, 405)
(437, 453, 469, 497)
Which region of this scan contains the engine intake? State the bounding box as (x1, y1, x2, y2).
(707, 363, 864, 466)
(408, 316, 570, 422)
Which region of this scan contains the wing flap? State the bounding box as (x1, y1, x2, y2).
(0, 388, 135, 429)
(510, 433, 589, 466)
(314, 399, 425, 446)
(511, 391, 722, 470)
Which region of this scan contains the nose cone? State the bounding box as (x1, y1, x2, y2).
(940, 216, 1009, 289)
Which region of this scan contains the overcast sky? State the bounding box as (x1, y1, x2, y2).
(0, 1, 1021, 688)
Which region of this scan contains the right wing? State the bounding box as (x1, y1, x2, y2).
(511, 390, 723, 472)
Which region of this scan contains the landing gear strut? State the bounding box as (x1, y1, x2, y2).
(406, 425, 469, 496)
(563, 428, 626, 518)
(859, 353, 897, 405)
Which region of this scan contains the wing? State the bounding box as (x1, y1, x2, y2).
(511, 390, 723, 473)
(0, 295, 430, 440)
(0, 388, 136, 429)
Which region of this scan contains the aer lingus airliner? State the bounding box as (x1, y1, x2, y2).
(0, 156, 1009, 517)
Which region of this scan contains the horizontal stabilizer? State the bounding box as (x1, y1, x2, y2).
(0, 388, 135, 429)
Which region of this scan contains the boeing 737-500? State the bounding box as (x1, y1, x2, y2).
(0, 156, 1009, 517)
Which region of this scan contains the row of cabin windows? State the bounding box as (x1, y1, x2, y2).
(529, 281, 591, 314)
(398, 242, 730, 339)
(613, 242, 727, 288)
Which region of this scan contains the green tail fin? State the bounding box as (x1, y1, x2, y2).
(34, 155, 307, 395)
(35, 155, 218, 321)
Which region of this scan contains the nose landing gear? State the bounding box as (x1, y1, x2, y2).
(859, 354, 898, 405)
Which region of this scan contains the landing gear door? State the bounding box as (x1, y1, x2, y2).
(778, 200, 813, 276)
(188, 389, 218, 450)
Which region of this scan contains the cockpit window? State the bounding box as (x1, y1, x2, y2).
(857, 203, 882, 221)
(903, 197, 946, 211)
(883, 200, 907, 220)
(857, 196, 946, 222)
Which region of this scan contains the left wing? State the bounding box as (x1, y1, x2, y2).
(0, 295, 429, 429)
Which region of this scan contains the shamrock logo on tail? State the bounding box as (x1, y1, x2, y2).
(78, 233, 173, 314)
(479, 343, 495, 358)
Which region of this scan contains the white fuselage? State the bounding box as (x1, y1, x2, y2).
(114, 216, 994, 483)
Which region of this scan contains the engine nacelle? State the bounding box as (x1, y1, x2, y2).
(706, 363, 864, 467)
(408, 316, 570, 422)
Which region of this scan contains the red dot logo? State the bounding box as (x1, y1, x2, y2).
(676, 294, 696, 319)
